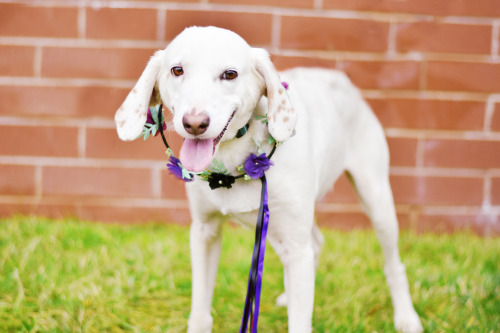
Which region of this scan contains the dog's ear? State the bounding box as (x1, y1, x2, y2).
(253, 48, 297, 142)
(115, 50, 164, 141)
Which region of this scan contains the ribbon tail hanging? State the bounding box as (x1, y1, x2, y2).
(251, 175, 270, 332)
(240, 175, 270, 333)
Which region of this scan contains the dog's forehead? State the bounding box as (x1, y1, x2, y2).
(165, 27, 252, 68)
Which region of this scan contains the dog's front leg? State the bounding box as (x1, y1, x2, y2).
(270, 210, 316, 333)
(188, 220, 223, 333)
(284, 246, 315, 333)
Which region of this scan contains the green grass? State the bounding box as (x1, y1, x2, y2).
(0, 216, 498, 332)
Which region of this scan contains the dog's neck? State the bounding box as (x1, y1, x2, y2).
(214, 105, 272, 175)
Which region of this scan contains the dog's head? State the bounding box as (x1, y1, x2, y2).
(115, 26, 296, 172)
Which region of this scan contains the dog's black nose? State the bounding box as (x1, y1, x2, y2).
(183, 112, 210, 135)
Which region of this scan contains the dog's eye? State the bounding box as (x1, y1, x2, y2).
(221, 70, 238, 80)
(171, 66, 184, 77)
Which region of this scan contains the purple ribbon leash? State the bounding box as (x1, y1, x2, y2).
(240, 175, 270, 333)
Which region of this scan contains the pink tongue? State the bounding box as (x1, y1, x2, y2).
(179, 138, 214, 172)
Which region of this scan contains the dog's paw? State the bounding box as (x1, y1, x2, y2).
(275, 292, 287, 307)
(394, 309, 423, 333)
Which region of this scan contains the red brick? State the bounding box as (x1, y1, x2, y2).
(271, 54, 336, 71)
(427, 61, 500, 93)
(281, 16, 389, 52)
(368, 99, 485, 131)
(316, 211, 412, 231)
(490, 178, 500, 205)
(118, 0, 196, 2)
(77, 205, 191, 224)
(491, 103, 500, 132)
(323, 0, 500, 18)
(387, 137, 418, 167)
(0, 203, 33, 218)
(42, 166, 153, 198)
(211, 0, 314, 8)
(0, 45, 35, 76)
(417, 214, 498, 236)
(161, 169, 188, 200)
(0, 85, 128, 118)
(320, 173, 359, 204)
(341, 61, 419, 90)
(86, 7, 157, 40)
(316, 211, 371, 231)
(86, 127, 182, 161)
(0, 165, 35, 195)
(390, 175, 484, 205)
(423, 139, 500, 169)
(0, 126, 78, 157)
(0, 203, 191, 225)
(0, 4, 78, 37)
(165, 10, 273, 46)
(42, 47, 155, 80)
(396, 21, 491, 55)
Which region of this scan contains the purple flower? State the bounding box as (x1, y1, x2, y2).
(146, 108, 155, 125)
(281, 81, 289, 90)
(243, 153, 273, 179)
(167, 156, 193, 182)
(147, 107, 167, 136)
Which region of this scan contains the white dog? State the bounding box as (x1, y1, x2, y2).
(115, 26, 423, 333)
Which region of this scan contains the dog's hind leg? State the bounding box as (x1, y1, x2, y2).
(187, 219, 223, 333)
(345, 162, 423, 333)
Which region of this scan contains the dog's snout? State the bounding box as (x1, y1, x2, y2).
(183, 112, 210, 135)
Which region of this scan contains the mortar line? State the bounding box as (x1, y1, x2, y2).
(156, 8, 166, 42)
(483, 95, 496, 132)
(33, 46, 43, 78)
(78, 6, 86, 39)
(34, 164, 43, 199)
(271, 13, 281, 52)
(490, 20, 500, 60)
(151, 166, 162, 198)
(78, 125, 86, 158)
(387, 17, 398, 57)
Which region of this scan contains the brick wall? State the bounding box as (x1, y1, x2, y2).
(1, 0, 499, 235)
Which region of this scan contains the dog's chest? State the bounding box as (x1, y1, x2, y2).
(214, 180, 261, 214)
(191, 179, 263, 226)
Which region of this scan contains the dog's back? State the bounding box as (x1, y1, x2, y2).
(275, 67, 389, 202)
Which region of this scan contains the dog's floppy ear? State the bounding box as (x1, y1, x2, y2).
(253, 48, 297, 142)
(115, 50, 164, 141)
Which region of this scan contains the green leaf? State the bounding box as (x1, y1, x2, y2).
(255, 115, 268, 124)
(209, 159, 229, 175)
(268, 135, 276, 145)
(181, 166, 193, 180)
(151, 107, 159, 125)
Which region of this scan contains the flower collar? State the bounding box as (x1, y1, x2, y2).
(141, 104, 276, 190)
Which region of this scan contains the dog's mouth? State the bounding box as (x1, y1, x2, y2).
(214, 110, 235, 146)
(179, 110, 236, 173)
